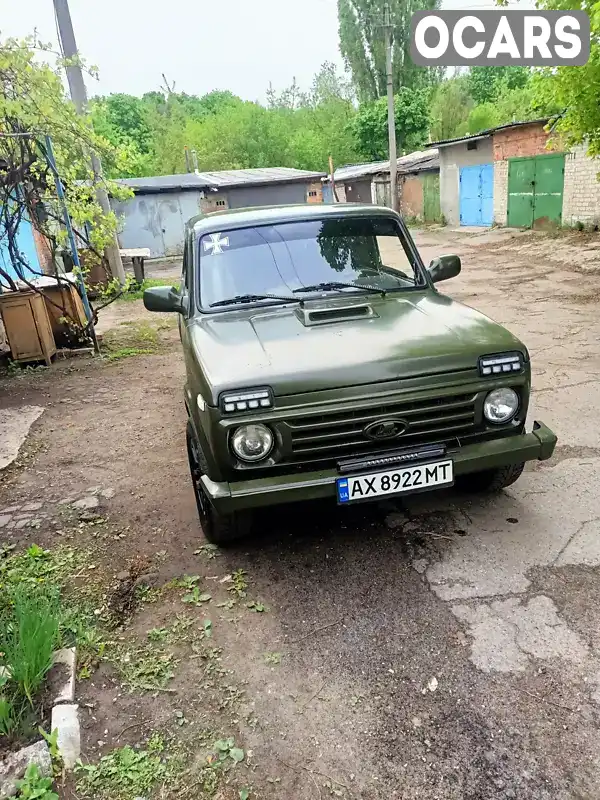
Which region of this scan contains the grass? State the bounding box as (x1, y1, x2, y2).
(109, 642, 178, 693)
(101, 320, 161, 361)
(75, 731, 248, 800)
(117, 277, 180, 302)
(75, 733, 174, 799)
(0, 544, 104, 741)
(1, 587, 60, 706)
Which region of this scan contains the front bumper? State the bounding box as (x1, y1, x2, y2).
(202, 420, 557, 514)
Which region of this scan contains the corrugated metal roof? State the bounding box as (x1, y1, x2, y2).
(116, 167, 326, 193)
(334, 149, 439, 182)
(430, 118, 551, 148)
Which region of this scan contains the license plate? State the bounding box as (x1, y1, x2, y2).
(336, 459, 453, 504)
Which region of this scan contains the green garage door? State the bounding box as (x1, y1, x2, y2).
(507, 154, 565, 229)
(423, 172, 441, 223)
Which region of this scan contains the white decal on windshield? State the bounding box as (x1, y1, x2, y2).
(203, 232, 230, 255)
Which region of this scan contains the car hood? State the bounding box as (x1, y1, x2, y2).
(190, 292, 526, 403)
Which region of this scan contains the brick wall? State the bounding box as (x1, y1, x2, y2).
(562, 144, 600, 228)
(493, 122, 561, 161)
(399, 174, 424, 220)
(306, 182, 323, 203)
(493, 160, 508, 225)
(200, 193, 228, 213)
(31, 225, 53, 274)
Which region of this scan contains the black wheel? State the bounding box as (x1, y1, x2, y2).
(458, 462, 525, 493)
(186, 421, 253, 545)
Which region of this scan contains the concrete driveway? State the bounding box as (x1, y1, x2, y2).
(2, 225, 600, 799)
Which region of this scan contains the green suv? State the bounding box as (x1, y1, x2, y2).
(144, 204, 557, 543)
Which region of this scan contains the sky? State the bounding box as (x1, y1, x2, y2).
(0, 0, 533, 102)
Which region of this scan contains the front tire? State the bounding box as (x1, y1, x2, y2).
(186, 422, 253, 545)
(458, 462, 525, 493)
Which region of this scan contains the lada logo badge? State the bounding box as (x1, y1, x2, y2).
(363, 418, 408, 441)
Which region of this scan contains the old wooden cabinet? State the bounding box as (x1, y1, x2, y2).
(0, 290, 56, 366)
(40, 282, 87, 346)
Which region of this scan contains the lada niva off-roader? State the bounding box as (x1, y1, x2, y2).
(144, 204, 557, 543)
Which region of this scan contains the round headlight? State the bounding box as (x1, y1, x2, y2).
(231, 424, 274, 462)
(483, 387, 519, 424)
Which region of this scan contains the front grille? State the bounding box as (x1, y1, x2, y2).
(286, 392, 480, 465)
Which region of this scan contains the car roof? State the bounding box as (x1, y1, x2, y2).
(187, 203, 400, 236)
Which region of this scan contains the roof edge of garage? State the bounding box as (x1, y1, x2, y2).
(116, 168, 327, 195)
(430, 118, 552, 149)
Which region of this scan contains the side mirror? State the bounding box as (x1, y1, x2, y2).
(143, 285, 185, 313)
(428, 254, 461, 284)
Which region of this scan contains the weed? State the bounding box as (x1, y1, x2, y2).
(1, 586, 60, 706)
(147, 627, 169, 643)
(134, 584, 162, 604)
(14, 763, 58, 800)
(210, 737, 245, 765)
(0, 691, 20, 738)
(75, 735, 173, 799)
(246, 601, 266, 613)
(167, 574, 201, 591)
(104, 347, 155, 361)
(146, 615, 193, 645)
(110, 643, 177, 693)
(118, 277, 180, 302)
(264, 652, 281, 665)
(182, 587, 212, 606)
(39, 727, 63, 776)
(101, 321, 161, 361)
(228, 569, 248, 599)
(193, 543, 220, 560)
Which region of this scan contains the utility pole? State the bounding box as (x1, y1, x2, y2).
(53, 0, 126, 285)
(383, 2, 398, 213)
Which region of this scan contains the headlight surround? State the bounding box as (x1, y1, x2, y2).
(231, 423, 274, 462)
(483, 387, 519, 424)
(479, 352, 523, 377)
(220, 387, 273, 413)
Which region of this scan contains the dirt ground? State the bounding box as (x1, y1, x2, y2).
(2, 226, 600, 799)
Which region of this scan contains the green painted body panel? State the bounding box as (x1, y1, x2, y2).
(200, 421, 558, 512)
(507, 154, 565, 229)
(423, 173, 441, 223)
(169, 203, 556, 511)
(189, 291, 525, 404)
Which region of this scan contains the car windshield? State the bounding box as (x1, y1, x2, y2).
(198, 217, 425, 310)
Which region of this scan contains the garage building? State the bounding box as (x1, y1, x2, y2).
(111, 167, 326, 258)
(433, 119, 600, 230)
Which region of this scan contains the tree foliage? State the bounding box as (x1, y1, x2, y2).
(337, 0, 442, 102)
(429, 76, 473, 142)
(0, 35, 131, 293)
(89, 62, 360, 176)
(467, 66, 530, 106)
(352, 88, 430, 160)
(529, 0, 600, 155)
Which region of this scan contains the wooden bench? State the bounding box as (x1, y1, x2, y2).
(119, 248, 151, 285)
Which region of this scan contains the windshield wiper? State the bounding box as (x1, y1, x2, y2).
(292, 281, 386, 296)
(209, 293, 302, 308)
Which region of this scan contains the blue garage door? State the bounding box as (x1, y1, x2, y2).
(459, 164, 493, 226)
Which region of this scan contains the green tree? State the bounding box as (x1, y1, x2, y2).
(466, 83, 561, 135)
(90, 93, 154, 177)
(337, 0, 442, 102)
(467, 66, 530, 106)
(352, 87, 429, 160)
(529, 0, 600, 155)
(429, 76, 473, 141)
(0, 35, 131, 289)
